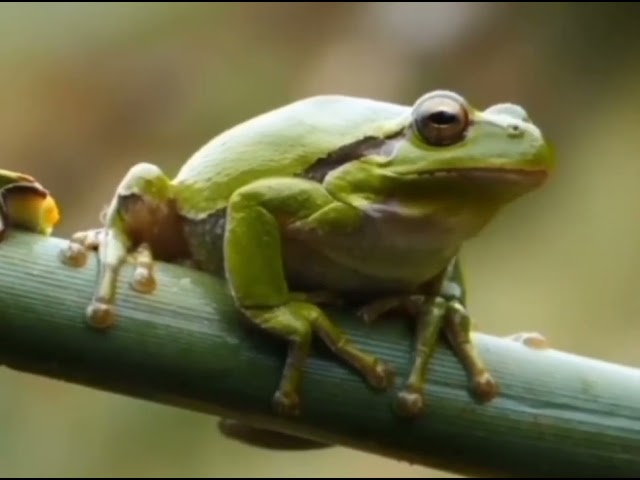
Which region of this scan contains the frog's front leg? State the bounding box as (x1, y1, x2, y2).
(360, 258, 498, 417)
(225, 177, 394, 416)
(60, 228, 157, 295)
(361, 293, 447, 416)
(59, 163, 175, 329)
(442, 298, 499, 404)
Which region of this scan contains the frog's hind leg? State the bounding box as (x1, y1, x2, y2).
(223, 177, 395, 416)
(59, 162, 175, 329)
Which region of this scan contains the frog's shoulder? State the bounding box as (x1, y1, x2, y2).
(173, 95, 410, 218)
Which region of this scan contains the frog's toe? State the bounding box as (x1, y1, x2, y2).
(471, 371, 499, 403)
(395, 389, 425, 417)
(86, 301, 116, 330)
(366, 360, 395, 390)
(273, 390, 300, 417)
(59, 229, 103, 268)
(131, 267, 156, 294)
(59, 241, 89, 268)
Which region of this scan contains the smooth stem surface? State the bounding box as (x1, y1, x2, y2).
(0, 232, 638, 477)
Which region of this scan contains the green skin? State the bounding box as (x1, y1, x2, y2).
(59, 90, 553, 442)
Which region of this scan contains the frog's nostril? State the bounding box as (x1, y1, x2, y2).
(507, 124, 524, 138)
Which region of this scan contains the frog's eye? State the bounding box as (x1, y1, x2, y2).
(412, 93, 469, 147)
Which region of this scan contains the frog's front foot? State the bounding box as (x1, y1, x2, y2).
(471, 371, 499, 403)
(395, 388, 424, 417)
(359, 294, 499, 417)
(444, 300, 499, 404)
(273, 389, 300, 417)
(58, 226, 122, 330)
(61, 162, 176, 331)
(59, 227, 158, 297)
(86, 300, 116, 329)
(82, 243, 158, 331)
(129, 243, 157, 294)
(58, 228, 104, 268)
(359, 295, 447, 417)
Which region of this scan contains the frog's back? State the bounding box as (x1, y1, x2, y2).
(173, 95, 408, 217)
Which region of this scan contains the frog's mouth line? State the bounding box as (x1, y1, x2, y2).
(406, 167, 548, 185)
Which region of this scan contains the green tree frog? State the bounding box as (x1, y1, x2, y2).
(59, 90, 553, 419)
(0, 168, 60, 241)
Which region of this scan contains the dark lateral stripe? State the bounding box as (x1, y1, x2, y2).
(301, 131, 403, 183)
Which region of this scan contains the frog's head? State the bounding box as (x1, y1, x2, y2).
(327, 90, 554, 218)
(0, 170, 60, 236)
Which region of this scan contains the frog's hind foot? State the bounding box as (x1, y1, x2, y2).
(243, 301, 395, 418)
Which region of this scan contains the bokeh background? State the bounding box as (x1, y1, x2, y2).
(0, 2, 639, 477)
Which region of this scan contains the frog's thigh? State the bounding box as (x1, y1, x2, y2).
(224, 177, 345, 307)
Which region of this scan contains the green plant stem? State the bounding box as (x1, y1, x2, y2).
(0, 232, 638, 477)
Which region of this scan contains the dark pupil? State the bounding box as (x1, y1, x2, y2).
(427, 109, 458, 126)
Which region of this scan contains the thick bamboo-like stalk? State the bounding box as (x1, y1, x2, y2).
(0, 232, 638, 477)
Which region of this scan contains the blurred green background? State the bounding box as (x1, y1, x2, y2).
(1, 2, 639, 477)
